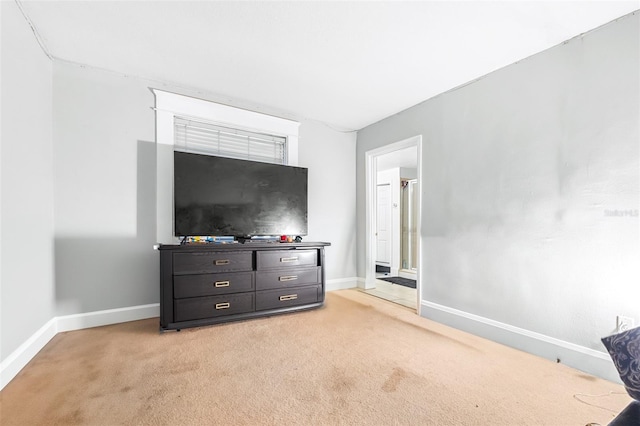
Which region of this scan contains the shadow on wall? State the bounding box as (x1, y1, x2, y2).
(54, 140, 159, 316)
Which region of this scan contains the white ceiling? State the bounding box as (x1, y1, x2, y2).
(19, 0, 640, 130)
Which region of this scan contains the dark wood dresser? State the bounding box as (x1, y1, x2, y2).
(158, 242, 330, 331)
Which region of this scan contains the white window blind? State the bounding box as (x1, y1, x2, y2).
(174, 116, 287, 164)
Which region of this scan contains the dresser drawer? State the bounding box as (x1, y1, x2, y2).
(256, 285, 321, 311)
(173, 251, 252, 274)
(174, 293, 254, 322)
(255, 266, 321, 290)
(256, 249, 317, 270)
(173, 271, 254, 299)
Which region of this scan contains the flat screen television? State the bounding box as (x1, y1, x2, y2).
(174, 151, 308, 239)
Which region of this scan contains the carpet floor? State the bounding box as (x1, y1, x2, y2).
(0, 290, 631, 425)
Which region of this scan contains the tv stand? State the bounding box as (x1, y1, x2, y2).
(158, 241, 330, 331)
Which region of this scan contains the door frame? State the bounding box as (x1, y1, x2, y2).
(364, 135, 423, 314)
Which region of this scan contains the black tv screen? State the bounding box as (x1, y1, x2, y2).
(174, 151, 308, 238)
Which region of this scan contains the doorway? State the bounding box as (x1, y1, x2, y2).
(363, 136, 422, 314)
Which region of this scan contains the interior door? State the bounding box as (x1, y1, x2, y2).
(376, 183, 391, 265)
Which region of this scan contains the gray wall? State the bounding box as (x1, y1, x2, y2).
(52, 63, 159, 315)
(357, 12, 639, 354)
(52, 61, 357, 317)
(1, 2, 56, 359)
(298, 120, 357, 280)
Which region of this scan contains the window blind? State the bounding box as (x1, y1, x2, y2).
(174, 117, 287, 164)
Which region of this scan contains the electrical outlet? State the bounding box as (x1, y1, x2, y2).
(617, 315, 635, 332)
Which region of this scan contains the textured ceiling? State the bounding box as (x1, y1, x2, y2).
(19, 0, 640, 130)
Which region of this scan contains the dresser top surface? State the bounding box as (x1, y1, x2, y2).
(158, 241, 331, 251)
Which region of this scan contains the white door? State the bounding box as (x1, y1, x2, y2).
(376, 184, 391, 265)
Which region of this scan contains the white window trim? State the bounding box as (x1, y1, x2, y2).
(151, 89, 300, 244)
(152, 89, 299, 164)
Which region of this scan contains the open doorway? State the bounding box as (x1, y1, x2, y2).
(363, 136, 422, 313)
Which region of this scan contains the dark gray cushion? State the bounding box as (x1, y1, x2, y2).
(608, 400, 640, 426)
(602, 326, 640, 401)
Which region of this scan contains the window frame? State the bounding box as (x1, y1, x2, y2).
(152, 89, 299, 164)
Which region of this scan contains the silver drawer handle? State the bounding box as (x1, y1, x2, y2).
(214, 281, 230, 288)
(279, 275, 298, 282)
(214, 259, 230, 265)
(279, 294, 298, 301)
(280, 257, 298, 263)
(215, 302, 230, 310)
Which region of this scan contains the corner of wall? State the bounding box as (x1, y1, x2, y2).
(0, 304, 159, 391)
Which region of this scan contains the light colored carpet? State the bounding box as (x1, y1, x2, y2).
(0, 290, 631, 425)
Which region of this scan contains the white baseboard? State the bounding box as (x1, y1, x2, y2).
(326, 277, 358, 292)
(0, 303, 160, 391)
(0, 317, 58, 390)
(420, 299, 620, 383)
(56, 304, 160, 332)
